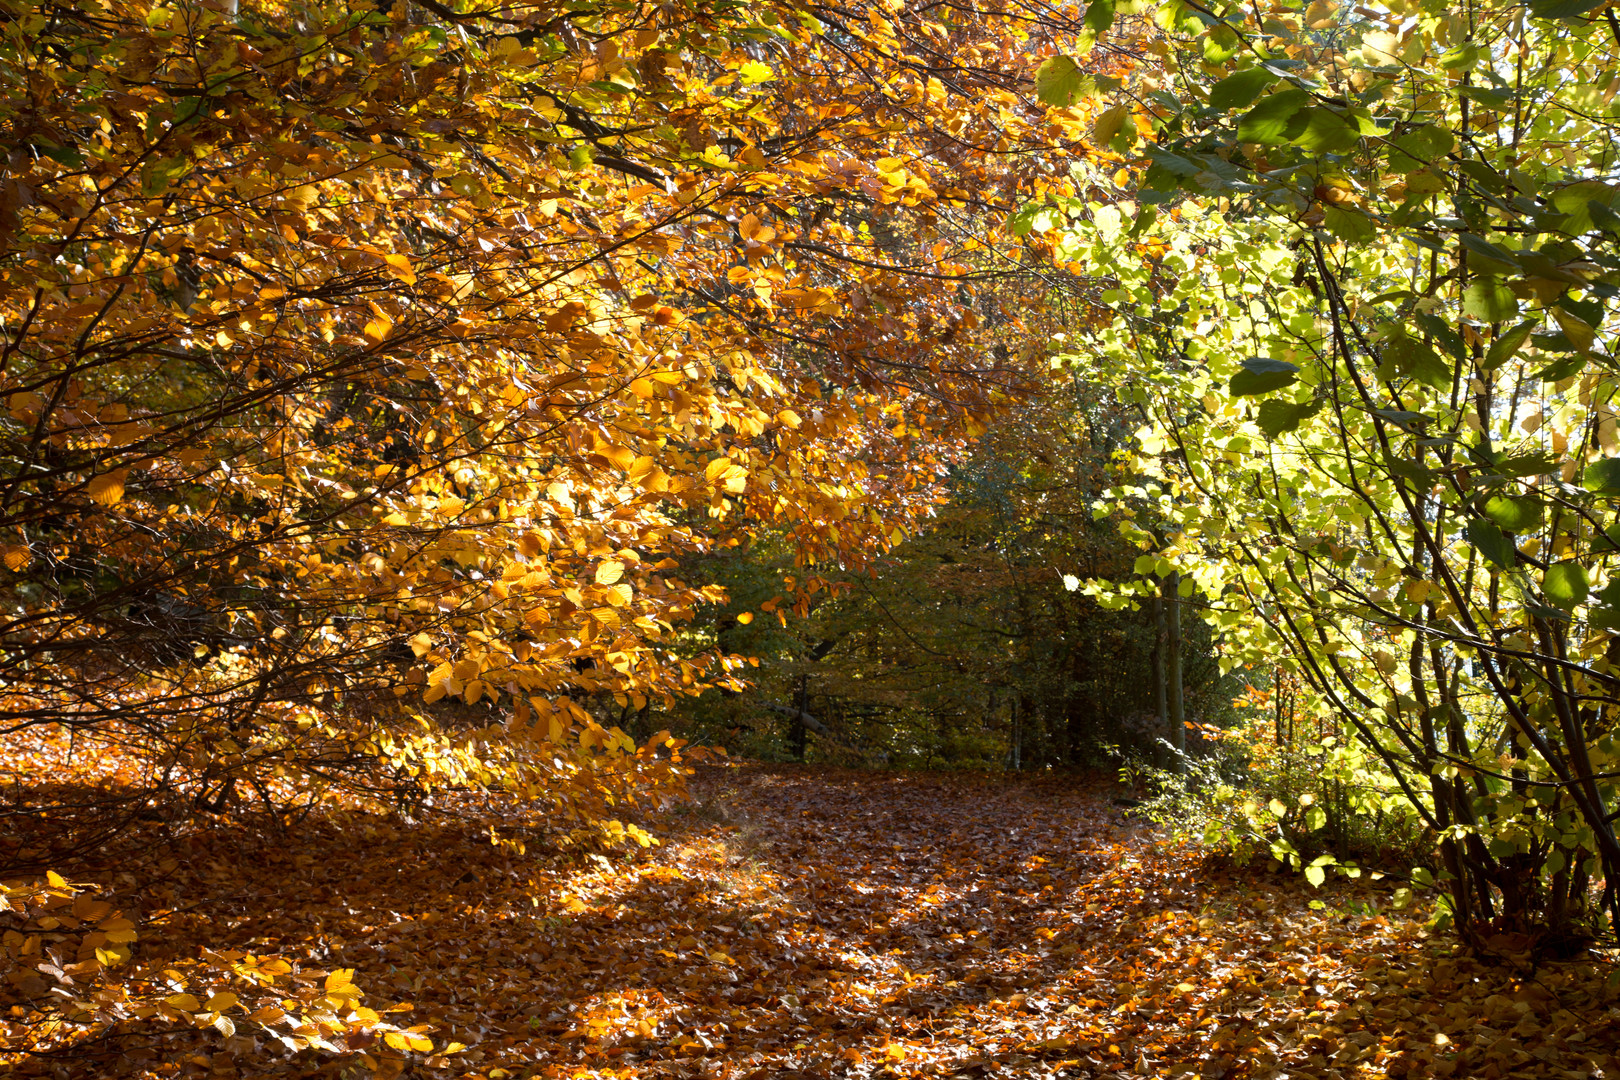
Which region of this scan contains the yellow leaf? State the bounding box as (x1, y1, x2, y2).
(206, 991, 239, 1012)
(324, 968, 356, 994)
(1305, 0, 1337, 26)
(86, 471, 127, 506)
(363, 316, 392, 344)
(1553, 306, 1595, 355)
(736, 611, 753, 624)
(283, 184, 318, 210)
(45, 870, 67, 888)
(596, 559, 625, 586)
(166, 993, 202, 1012)
(1093, 103, 1130, 144)
(213, 1014, 236, 1037)
(705, 456, 733, 483)
(96, 945, 131, 966)
(347, 1005, 382, 1026)
(599, 443, 636, 471)
(3, 544, 31, 571)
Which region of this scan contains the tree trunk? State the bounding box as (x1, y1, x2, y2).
(1152, 595, 1167, 764)
(1165, 574, 1185, 767)
(791, 676, 809, 760)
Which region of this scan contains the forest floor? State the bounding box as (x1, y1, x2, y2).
(7, 764, 1620, 1079)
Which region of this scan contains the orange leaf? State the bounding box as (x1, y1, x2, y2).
(383, 252, 416, 284)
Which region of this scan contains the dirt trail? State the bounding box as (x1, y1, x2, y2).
(7, 766, 1618, 1080)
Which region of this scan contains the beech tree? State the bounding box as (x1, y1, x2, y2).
(0, 0, 1121, 1060)
(0, 0, 1120, 832)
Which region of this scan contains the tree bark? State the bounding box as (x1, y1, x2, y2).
(1152, 595, 1167, 761)
(1164, 574, 1185, 766)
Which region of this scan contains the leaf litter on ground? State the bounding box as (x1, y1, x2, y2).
(5, 764, 1619, 1080)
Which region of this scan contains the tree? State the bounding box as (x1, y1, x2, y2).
(1, 0, 1112, 1061)
(1054, 0, 1620, 946)
(0, 0, 1113, 834)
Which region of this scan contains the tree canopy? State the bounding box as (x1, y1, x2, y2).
(0, 0, 1124, 1061)
(0, 0, 1112, 827)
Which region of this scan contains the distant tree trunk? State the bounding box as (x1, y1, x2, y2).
(1065, 639, 1086, 765)
(791, 675, 809, 761)
(761, 698, 843, 742)
(1164, 574, 1185, 768)
(1016, 693, 1034, 770)
(1005, 690, 1022, 771)
(1275, 669, 1287, 746)
(1152, 595, 1167, 763)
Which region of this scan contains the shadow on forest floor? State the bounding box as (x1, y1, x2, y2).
(4, 763, 1619, 1080)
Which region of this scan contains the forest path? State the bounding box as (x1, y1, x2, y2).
(19, 766, 1616, 1080)
(486, 766, 1615, 1080)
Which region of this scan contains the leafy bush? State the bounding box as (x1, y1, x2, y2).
(1140, 698, 1428, 881)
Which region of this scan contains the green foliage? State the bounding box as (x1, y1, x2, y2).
(1057, 0, 1620, 947)
(1142, 709, 1427, 880)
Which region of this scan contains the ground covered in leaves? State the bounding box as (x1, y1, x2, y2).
(8, 765, 1620, 1079)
